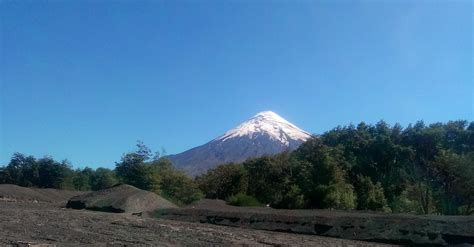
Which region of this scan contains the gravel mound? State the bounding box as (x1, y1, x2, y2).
(67, 184, 177, 213)
(0, 184, 83, 204)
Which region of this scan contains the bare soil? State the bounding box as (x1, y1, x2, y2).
(0, 185, 397, 246)
(162, 199, 474, 246)
(0, 200, 395, 246)
(9, 185, 472, 246)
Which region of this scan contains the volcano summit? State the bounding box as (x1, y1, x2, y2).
(168, 111, 312, 176)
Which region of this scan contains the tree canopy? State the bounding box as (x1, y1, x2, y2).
(197, 120, 474, 215)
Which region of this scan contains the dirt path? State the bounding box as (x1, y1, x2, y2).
(0, 201, 395, 246)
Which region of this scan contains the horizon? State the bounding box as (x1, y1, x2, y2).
(1, 110, 471, 168)
(1, 1, 472, 168)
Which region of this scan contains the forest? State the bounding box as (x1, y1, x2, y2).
(1, 120, 473, 215)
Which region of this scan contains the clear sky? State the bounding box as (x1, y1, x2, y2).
(1, 0, 472, 168)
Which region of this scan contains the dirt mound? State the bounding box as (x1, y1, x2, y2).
(0, 184, 83, 204)
(67, 184, 177, 213)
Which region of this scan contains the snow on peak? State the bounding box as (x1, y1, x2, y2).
(214, 111, 312, 146)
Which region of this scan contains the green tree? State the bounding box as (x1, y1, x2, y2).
(278, 185, 305, 209)
(197, 163, 248, 200)
(72, 167, 94, 191)
(324, 181, 357, 210)
(293, 138, 356, 209)
(432, 151, 474, 215)
(355, 175, 388, 211)
(115, 142, 160, 193)
(244, 152, 297, 207)
(37, 157, 72, 189)
(90, 168, 117, 190)
(4, 153, 39, 187)
(151, 159, 202, 205)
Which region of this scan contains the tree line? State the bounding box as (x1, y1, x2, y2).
(0, 153, 118, 191)
(196, 120, 474, 215)
(1, 120, 473, 215)
(0, 141, 202, 205)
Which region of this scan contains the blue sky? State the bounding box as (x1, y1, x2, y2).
(1, 0, 472, 168)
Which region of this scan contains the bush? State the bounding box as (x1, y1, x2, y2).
(227, 193, 262, 207)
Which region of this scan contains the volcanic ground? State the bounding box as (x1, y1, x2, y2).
(1, 184, 472, 246)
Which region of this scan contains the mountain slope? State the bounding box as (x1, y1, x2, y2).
(167, 111, 312, 176)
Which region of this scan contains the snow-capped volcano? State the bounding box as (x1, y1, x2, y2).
(214, 111, 311, 145)
(167, 111, 312, 176)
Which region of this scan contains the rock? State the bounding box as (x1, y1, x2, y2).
(14, 241, 56, 247)
(66, 184, 177, 213)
